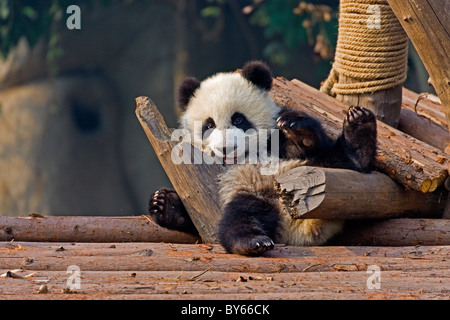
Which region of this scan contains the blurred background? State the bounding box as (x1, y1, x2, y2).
(0, 0, 431, 216)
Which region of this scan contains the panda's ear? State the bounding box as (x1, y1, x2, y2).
(177, 77, 201, 111)
(241, 61, 272, 91)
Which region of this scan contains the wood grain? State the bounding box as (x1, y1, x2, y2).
(1, 242, 448, 300)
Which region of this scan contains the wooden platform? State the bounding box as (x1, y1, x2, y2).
(1, 241, 449, 300)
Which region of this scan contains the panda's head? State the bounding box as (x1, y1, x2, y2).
(178, 61, 281, 164)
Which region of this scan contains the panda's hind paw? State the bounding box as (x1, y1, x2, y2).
(148, 188, 197, 234)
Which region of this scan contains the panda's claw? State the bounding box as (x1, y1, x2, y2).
(249, 236, 275, 255)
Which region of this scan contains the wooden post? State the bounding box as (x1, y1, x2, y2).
(387, 0, 450, 126)
(321, 0, 409, 127)
(136, 97, 223, 243)
(275, 166, 446, 220)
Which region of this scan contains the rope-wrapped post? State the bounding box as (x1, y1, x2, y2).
(321, 0, 408, 127)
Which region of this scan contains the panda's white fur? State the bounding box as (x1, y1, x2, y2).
(179, 69, 343, 247)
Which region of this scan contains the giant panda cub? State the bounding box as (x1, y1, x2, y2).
(150, 61, 377, 256)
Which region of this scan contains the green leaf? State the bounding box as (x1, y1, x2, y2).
(201, 6, 221, 18)
(22, 6, 37, 20)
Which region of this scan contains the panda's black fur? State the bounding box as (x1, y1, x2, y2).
(149, 61, 377, 256)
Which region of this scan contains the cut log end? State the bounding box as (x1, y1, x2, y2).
(275, 166, 326, 218)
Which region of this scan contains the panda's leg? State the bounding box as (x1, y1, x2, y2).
(149, 188, 198, 234)
(342, 106, 377, 172)
(218, 193, 279, 256)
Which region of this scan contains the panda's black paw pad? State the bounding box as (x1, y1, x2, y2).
(346, 106, 375, 125)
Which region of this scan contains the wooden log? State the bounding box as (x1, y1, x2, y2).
(275, 166, 446, 220)
(135, 97, 223, 243)
(330, 219, 450, 246)
(399, 88, 450, 153)
(1, 216, 447, 247)
(398, 109, 450, 155)
(0, 216, 200, 243)
(387, 0, 450, 125)
(402, 87, 447, 128)
(271, 78, 449, 193)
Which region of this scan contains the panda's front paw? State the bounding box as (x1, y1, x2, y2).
(249, 235, 275, 255)
(345, 106, 375, 126)
(149, 188, 198, 234)
(229, 235, 275, 256)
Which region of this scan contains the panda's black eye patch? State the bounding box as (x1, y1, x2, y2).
(231, 112, 253, 131)
(202, 117, 216, 137)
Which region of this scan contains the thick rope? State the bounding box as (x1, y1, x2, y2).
(320, 0, 408, 96)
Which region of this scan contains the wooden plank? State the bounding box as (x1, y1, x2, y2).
(135, 97, 223, 243)
(1, 242, 448, 273)
(275, 166, 446, 220)
(272, 78, 449, 193)
(0, 270, 448, 300)
(0, 216, 200, 243)
(387, 0, 450, 125)
(1, 242, 449, 300)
